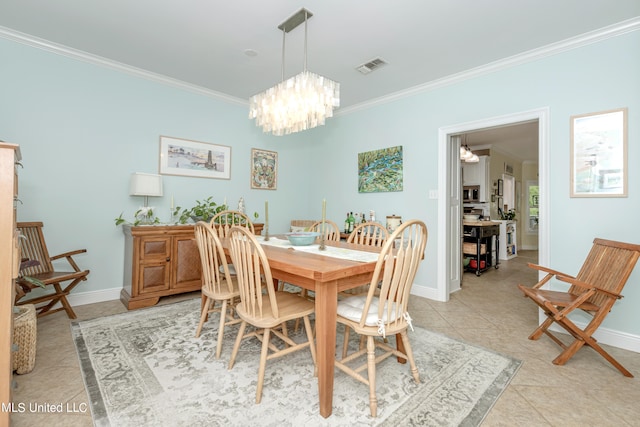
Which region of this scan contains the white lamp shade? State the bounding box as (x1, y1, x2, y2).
(129, 172, 163, 197)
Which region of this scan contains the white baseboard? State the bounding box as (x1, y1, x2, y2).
(68, 287, 122, 307)
(66, 286, 640, 353)
(549, 322, 640, 353)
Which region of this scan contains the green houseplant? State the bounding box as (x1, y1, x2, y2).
(173, 196, 227, 224)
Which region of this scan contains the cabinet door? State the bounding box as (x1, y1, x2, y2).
(138, 237, 171, 294)
(172, 235, 202, 289)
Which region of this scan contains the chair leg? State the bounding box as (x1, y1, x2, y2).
(195, 297, 213, 338)
(529, 316, 554, 340)
(399, 331, 420, 383)
(256, 328, 272, 404)
(366, 336, 377, 418)
(228, 321, 247, 370)
(215, 299, 228, 359)
(303, 315, 317, 372)
(342, 325, 351, 360)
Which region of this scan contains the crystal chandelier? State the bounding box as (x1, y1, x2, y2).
(249, 8, 340, 136)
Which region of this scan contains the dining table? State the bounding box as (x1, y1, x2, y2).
(223, 234, 383, 418)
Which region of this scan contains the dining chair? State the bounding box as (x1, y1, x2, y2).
(290, 219, 317, 232)
(210, 210, 254, 238)
(227, 226, 317, 404)
(15, 221, 90, 319)
(193, 222, 242, 359)
(341, 222, 390, 298)
(335, 219, 428, 417)
(308, 220, 341, 242)
(518, 238, 640, 377)
(347, 221, 389, 247)
(210, 210, 254, 275)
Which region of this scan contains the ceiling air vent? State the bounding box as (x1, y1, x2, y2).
(356, 57, 387, 75)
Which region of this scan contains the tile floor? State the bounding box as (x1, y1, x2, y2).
(10, 250, 640, 426)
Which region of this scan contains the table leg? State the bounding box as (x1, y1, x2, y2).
(314, 280, 337, 418)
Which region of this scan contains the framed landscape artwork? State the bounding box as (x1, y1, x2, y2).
(358, 145, 403, 193)
(250, 148, 278, 190)
(159, 136, 231, 179)
(570, 108, 627, 197)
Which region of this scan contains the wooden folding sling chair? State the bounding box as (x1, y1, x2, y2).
(518, 238, 640, 377)
(16, 222, 90, 319)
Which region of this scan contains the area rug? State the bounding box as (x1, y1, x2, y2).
(71, 299, 521, 427)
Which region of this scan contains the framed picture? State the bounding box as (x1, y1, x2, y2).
(358, 145, 403, 193)
(570, 108, 627, 197)
(159, 136, 231, 179)
(250, 148, 278, 190)
(497, 178, 504, 196)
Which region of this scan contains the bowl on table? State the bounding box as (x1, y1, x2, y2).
(463, 214, 480, 221)
(285, 231, 320, 246)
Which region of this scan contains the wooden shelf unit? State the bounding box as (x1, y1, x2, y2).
(1, 142, 21, 425)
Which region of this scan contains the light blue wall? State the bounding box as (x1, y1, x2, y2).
(0, 37, 315, 298)
(309, 30, 640, 335)
(1, 29, 639, 337)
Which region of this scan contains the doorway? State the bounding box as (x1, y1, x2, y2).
(436, 108, 550, 301)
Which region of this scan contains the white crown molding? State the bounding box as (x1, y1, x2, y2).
(338, 17, 640, 115)
(0, 26, 248, 107)
(2, 17, 639, 112)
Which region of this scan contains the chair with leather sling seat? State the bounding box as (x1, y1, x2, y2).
(517, 238, 640, 377)
(193, 221, 242, 359)
(15, 221, 90, 319)
(335, 219, 428, 417)
(227, 226, 317, 404)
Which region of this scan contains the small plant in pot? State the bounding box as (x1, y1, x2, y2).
(173, 196, 228, 224)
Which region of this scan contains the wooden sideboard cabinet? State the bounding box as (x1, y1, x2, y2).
(120, 223, 263, 309)
(0, 142, 21, 425)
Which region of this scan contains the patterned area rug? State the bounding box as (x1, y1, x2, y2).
(71, 299, 521, 427)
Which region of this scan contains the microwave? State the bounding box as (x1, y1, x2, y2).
(463, 185, 480, 202)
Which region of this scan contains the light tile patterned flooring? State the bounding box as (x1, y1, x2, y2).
(10, 251, 640, 426)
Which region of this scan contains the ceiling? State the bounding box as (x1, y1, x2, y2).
(0, 1, 638, 161)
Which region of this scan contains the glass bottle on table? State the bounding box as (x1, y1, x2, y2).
(348, 212, 355, 233)
(344, 213, 350, 233)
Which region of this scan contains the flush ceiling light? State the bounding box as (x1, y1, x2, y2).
(249, 8, 340, 136)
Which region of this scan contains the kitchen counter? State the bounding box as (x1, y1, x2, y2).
(462, 220, 500, 227)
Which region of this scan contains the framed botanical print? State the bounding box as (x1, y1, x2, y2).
(251, 148, 278, 190)
(570, 108, 627, 197)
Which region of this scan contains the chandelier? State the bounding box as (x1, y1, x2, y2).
(249, 8, 340, 136)
(460, 135, 479, 163)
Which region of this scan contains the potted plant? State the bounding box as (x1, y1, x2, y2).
(173, 196, 227, 224)
(114, 207, 161, 226)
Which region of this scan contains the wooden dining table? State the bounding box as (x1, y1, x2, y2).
(223, 236, 382, 418)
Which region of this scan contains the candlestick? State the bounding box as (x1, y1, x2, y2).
(319, 199, 327, 250)
(264, 201, 270, 241)
(170, 195, 174, 210)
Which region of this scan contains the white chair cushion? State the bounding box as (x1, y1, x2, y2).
(337, 295, 400, 326)
(219, 264, 237, 275)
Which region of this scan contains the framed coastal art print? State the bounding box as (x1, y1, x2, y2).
(570, 108, 627, 197)
(250, 148, 278, 190)
(159, 136, 231, 179)
(358, 145, 403, 193)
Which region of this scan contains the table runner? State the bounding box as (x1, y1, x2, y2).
(256, 236, 380, 263)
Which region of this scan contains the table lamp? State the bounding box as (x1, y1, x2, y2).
(129, 172, 163, 223)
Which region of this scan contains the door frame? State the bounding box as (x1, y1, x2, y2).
(435, 107, 550, 301)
